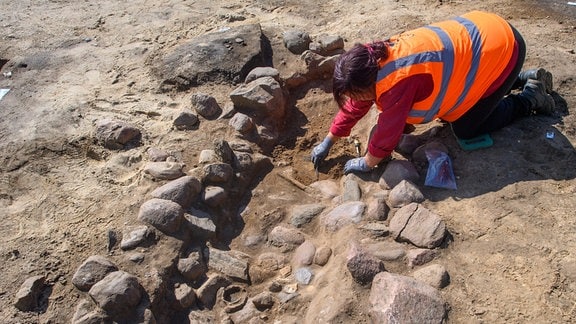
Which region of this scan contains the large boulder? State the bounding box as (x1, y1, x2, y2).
(152, 24, 272, 91)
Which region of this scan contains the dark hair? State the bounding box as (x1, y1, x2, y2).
(332, 41, 389, 107)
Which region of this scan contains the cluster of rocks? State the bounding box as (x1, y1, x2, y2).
(13, 24, 456, 323)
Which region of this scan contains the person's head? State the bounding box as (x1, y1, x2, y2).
(332, 41, 389, 107)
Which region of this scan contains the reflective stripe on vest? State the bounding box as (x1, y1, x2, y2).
(376, 17, 483, 123)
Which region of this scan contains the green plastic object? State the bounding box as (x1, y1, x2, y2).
(457, 133, 493, 151)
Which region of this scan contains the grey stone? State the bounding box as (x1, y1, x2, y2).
(268, 225, 305, 249)
(143, 161, 185, 180)
(154, 24, 269, 91)
(229, 140, 254, 153)
(173, 110, 199, 130)
(314, 246, 332, 266)
(229, 112, 254, 134)
(390, 203, 447, 249)
(174, 284, 196, 309)
(150, 175, 202, 209)
(407, 248, 438, 268)
(203, 162, 233, 184)
(138, 268, 168, 323)
(197, 274, 232, 309)
(294, 267, 314, 285)
(14, 275, 45, 311)
(342, 175, 362, 202)
(365, 196, 390, 221)
(201, 186, 228, 208)
(388, 180, 424, 208)
(379, 160, 420, 189)
(290, 203, 325, 227)
(198, 149, 219, 164)
(213, 139, 234, 165)
(95, 119, 141, 150)
(282, 29, 311, 54)
(309, 34, 345, 55)
(364, 241, 407, 261)
(256, 122, 279, 149)
(358, 222, 390, 237)
(88, 271, 143, 316)
(245, 67, 280, 83)
(346, 243, 385, 285)
(207, 248, 250, 282)
(369, 272, 447, 323)
(191, 93, 221, 119)
(322, 201, 366, 232)
(71, 299, 106, 324)
(183, 209, 216, 239)
(137, 198, 184, 234)
(146, 147, 169, 162)
(284, 50, 339, 89)
(72, 255, 118, 291)
(233, 151, 254, 172)
(252, 291, 274, 311)
(230, 76, 287, 122)
(268, 281, 282, 293)
(220, 103, 237, 119)
(412, 264, 450, 289)
(178, 251, 207, 281)
(120, 226, 151, 250)
(292, 240, 316, 267)
(128, 253, 145, 263)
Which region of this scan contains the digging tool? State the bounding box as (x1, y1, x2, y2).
(353, 138, 361, 157)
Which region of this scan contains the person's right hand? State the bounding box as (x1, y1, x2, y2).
(311, 137, 333, 169)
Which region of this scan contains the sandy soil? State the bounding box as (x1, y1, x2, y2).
(1, 0, 576, 323)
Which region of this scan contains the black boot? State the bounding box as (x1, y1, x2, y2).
(517, 68, 553, 93)
(519, 79, 555, 115)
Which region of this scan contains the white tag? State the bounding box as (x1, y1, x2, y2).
(0, 88, 9, 101)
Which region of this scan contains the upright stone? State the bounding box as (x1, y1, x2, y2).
(341, 175, 361, 202)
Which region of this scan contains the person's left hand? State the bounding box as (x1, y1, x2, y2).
(344, 157, 371, 174)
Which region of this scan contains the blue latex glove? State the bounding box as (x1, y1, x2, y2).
(311, 137, 333, 169)
(344, 157, 371, 174)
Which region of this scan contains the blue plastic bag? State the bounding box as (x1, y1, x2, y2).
(424, 149, 457, 190)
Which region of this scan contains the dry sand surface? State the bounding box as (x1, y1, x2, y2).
(1, 0, 576, 323)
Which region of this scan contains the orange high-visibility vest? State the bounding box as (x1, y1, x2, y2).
(375, 11, 515, 123)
